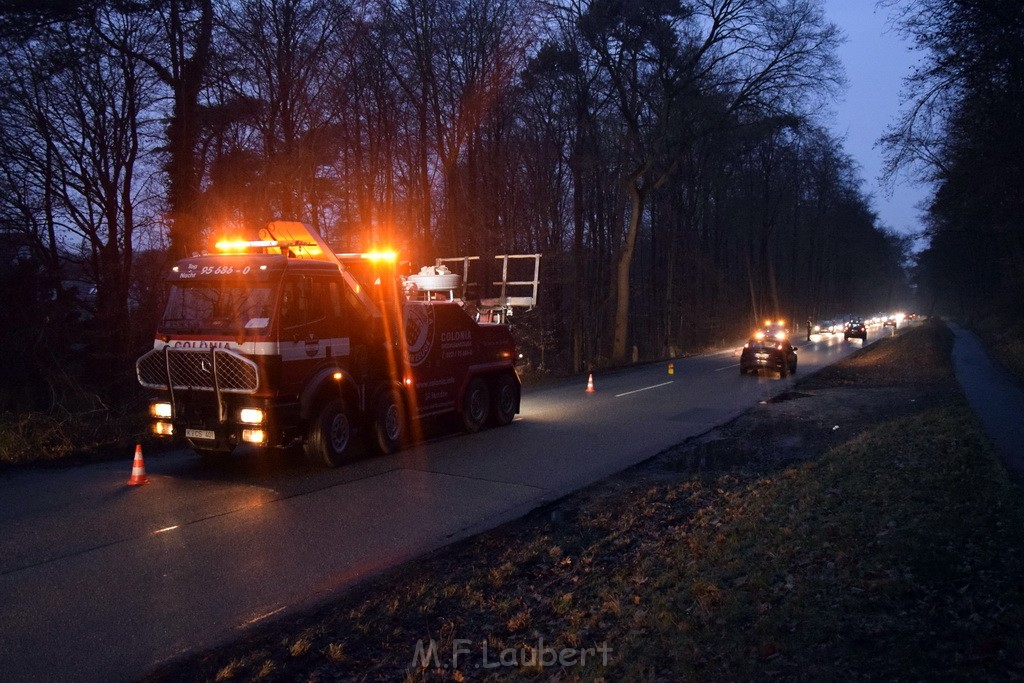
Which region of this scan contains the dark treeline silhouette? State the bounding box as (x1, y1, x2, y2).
(0, 0, 910, 414)
(883, 0, 1024, 320)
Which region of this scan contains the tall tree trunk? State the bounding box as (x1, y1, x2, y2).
(163, 0, 213, 259)
(612, 174, 645, 363)
(571, 158, 585, 372)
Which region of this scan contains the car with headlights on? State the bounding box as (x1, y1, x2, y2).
(817, 319, 840, 336)
(740, 329, 798, 376)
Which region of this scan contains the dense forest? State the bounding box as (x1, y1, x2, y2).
(0, 0, 916, 415)
(882, 0, 1024, 320)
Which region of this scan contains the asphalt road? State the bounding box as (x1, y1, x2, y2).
(0, 328, 889, 682)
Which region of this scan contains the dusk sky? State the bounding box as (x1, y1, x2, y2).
(822, 1, 929, 240)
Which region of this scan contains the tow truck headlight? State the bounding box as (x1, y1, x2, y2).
(150, 402, 173, 419)
(242, 428, 266, 444)
(153, 421, 174, 436)
(239, 408, 265, 425)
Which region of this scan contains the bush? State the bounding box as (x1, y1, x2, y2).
(0, 407, 147, 465)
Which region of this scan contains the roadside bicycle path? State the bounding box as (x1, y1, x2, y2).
(949, 322, 1024, 477)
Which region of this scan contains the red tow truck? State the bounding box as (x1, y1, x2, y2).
(136, 222, 534, 466)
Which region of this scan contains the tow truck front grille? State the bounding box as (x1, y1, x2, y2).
(136, 348, 259, 394)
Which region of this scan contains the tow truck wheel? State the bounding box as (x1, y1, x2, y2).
(368, 389, 406, 455)
(489, 374, 518, 427)
(306, 398, 352, 468)
(461, 377, 490, 433)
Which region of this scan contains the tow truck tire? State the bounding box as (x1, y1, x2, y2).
(306, 398, 352, 468)
(368, 389, 407, 455)
(461, 377, 490, 433)
(489, 374, 518, 427)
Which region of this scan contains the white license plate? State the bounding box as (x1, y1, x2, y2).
(185, 428, 216, 440)
(755, 353, 770, 359)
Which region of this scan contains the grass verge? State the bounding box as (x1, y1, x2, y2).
(147, 322, 1024, 681)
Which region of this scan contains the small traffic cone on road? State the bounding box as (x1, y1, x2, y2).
(585, 373, 595, 393)
(668, 362, 675, 375)
(127, 444, 149, 486)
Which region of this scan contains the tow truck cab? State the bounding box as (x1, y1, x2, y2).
(136, 222, 525, 467)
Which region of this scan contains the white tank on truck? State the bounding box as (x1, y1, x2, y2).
(136, 221, 539, 467)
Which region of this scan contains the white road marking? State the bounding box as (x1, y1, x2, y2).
(715, 363, 741, 371)
(615, 381, 674, 398)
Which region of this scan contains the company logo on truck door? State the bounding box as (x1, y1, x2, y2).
(406, 304, 436, 367)
(280, 337, 350, 361)
(440, 328, 474, 360)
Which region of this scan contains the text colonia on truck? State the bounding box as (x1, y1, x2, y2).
(136, 221, 540, 467)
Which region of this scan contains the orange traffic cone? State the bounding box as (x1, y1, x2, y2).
(127, 444, 149, 486)
(585, 373, 595, 393)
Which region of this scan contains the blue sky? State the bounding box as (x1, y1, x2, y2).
(822, 1, 929, 239)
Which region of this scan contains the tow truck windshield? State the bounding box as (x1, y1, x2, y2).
(161, 282, 276, 335)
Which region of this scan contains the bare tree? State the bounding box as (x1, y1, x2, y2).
(565, 0, 841, 362)
(1, 12, 162, 384)
(881, 0, 1024, 312)
(212, 0, 358, 228)
(375, 0, 538, 253)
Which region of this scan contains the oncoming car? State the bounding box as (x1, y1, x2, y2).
(740, 328, 798, 376)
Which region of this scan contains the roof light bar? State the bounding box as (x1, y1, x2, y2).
(336, 250, 399, 262)
(361, 250, 398, 262)
(216, 239, 275, 251)
(215, 238, 322, 254)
